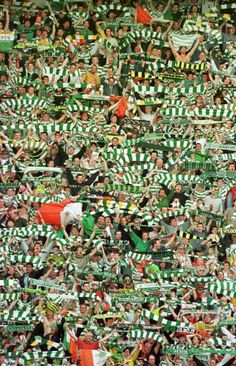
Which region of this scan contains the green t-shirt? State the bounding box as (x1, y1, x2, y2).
(18, 25, 37, 42)
(0, 31, 15, 52)
(129, 230, 151, 253)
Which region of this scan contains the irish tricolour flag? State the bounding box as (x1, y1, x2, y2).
(80, 349, 110, 366)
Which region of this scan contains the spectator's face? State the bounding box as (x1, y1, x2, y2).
(112, 138, 119, 147)
(70, 65, 76, 72)
(217, 272, 224, 281)
(91, 56, 99, 65)
(180, 46, 187, 54)
(175, 184, 182, 193)
(68, 146, 74, 154)
(228, 164, 235, 171)
(84, 332, 93, 342)
(145, 343, 152, 352)
(28, 87, 34, 95)
(83, 21, 89, 29)
(156, 159, 163, 169)
(228, 25, 235, 35)
(71, 226, 79, 235)
(173, 4, 179, 11)
(83, 283, 90, 292)
(152, 48, 161, 58)
(78, 61, 85, 68)
(7, 188, 14, 197)
(50, 269, 57, 279)
(33, 244, 41, 255)
(97, 216, 105, 226)
(76, 247, 83, 257)
(8, 266, 15, 276)
(25, 264, 33, 273)
(63, 21, 70, 29)
(195, 143, 201, 152)
(123, 349, 130, 358)
(105, 217, 111, 226)
(40, 132, 48, 141)
(76, 175, 84, 183)
(197, 224, 203, 232)
(210, 360, 217, 366)
(199, 52, 206, 61)
(145, 106, 153, 114)
(48, 160, 54, 167)
(204, 314, 212, 323)
(87, 274, 94, 282)
(51, 147, 58, 156)
(115, 231, 122, 240)
(81, 112, 88, 120)
(173, 22, 179, 30)
(0, 149, 8, 160)
(150, 152, 157, 161)
(14, 132, 21, 141)
(57, 29, 64, 37)
(159, 189, 166, 198)
(153, 240, 161, 249)
(108, 78, 114, 86)
(142, 232, 149, 241)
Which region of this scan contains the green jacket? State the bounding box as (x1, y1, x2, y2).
(158, 188, 175, 208)
(129, 230, 151, 253)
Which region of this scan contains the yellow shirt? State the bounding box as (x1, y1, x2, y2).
(83, 71, 101, 85)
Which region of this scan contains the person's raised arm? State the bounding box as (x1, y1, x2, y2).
(167, 35, 179, 59)
(187, 36, 202, 59)
(163, 0, 171, 14)
(99, 329, 115, 343)
(4, 8, 9, 31)
(163, 21, 173, 40)
(50, 22, 56, 41)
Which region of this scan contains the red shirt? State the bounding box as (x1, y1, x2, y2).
(77, 339, 99, 350)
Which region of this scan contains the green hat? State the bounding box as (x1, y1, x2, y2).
(147, 264, 159, 275)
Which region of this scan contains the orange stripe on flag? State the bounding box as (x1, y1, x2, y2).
(136, 4, 153, 24)
(70, 338, 78, 364)
(80, 349, 94, 366)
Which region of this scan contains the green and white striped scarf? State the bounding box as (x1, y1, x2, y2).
(14, 193, 65, 204)
(0, 293, 20, 301)
(42, 66, 68, 77)
(153, 172, 202, 185)
(102, 184, 146, 194)
(19, 351, 64, 363)
(220, 4, 236, 10)
(208, 281, 236, 295)
(131, 330, 166, 344)
(1, 98, 48, 112)
(180, 161, 214, 170)
(142, 309, 193, 330)
(205, 143, 236, 152)
(170, 33, 197, 51)
(212, 153, 236, 161)
(0, 279, 20, 288)
(7, 254, 42, 266)
(118, 153, 150, 164)
(171, 60, 207, 72)
(126, 251, 152, 261)
(0, 224, 53, 238)
(94, 4, 133, 18)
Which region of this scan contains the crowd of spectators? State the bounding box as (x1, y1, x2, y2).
(0, 0, 236, 365)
